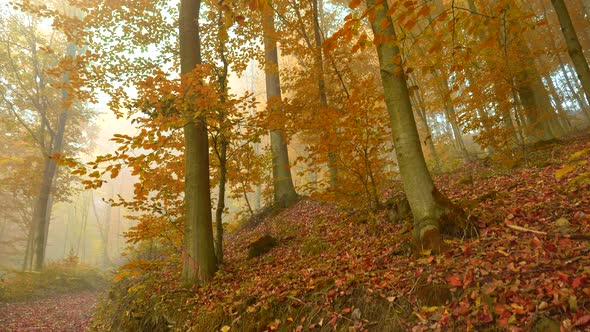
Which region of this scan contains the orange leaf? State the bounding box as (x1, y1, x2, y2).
(349, 0, 361, 9)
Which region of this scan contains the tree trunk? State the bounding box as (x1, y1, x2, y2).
(262, 2, 298, 208)
(514, 40, 565, 142)
(213, 4, 230, 265)
(180, 0, 217, 284)
(367, 0, 466, 252)
(33, 109, 67, 271)
(22, 221, 35, 271)
(437, 72, 469, 158)
(552, 0, 590, 115)
(409, 82, 441, 171)
(544, 75, 572, 130)
(215, 155, 226, 264)
(558, 55, 590, 121)
(312, 0, 338, 189)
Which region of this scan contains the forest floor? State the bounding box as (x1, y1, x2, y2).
(0, 290, 99, 332)
(93, 133, 590, 331)
(193, 133, 590, 331)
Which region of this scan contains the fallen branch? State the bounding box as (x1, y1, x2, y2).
(506, 224, 590, 241)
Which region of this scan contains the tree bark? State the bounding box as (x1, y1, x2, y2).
(180, 0, 217, 284)
(262, 2, 298, 208)
(367, 0, 465, 252)
(514, 40, 565, 142)
(33, 109, 67, 271)
(312, 0, 338, 189)
(552, 0, 590, 115)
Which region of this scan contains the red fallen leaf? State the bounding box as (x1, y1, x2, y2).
(574, 315, 590, 326)
(478, 309, 493, 324)
(556, 271, 569, 282)
(572, 277, 586, 289)
(448, 275, 462, 287)
(531, 236, 543, 249)
(463, 269, 474, 288)
(494, 304, 510, 317)
(341, 307, 352, 314)
(329, 315, 338, 327)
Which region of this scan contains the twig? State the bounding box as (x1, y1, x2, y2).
(506, 224, 590, 241)
(506, 224, 546, 235)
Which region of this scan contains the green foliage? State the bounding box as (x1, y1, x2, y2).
(0, 256, 107, 303)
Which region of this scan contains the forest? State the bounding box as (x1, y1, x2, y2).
(1, 0, 590, 331)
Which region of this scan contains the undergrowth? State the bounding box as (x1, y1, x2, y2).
(0, 255, 108, 303)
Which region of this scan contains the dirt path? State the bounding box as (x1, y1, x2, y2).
(0, 290, 99, 332)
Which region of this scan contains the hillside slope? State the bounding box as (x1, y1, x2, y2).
(92, 135, 590, 332)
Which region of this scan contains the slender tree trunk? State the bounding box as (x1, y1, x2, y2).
(567, 65, 590, 119)
(312, 0, 338, 189)
(552, 0, 590, 114)
(213, 4, 230, 265)
(91, 193, 110, 268)
(410, 86, 441, 171)
(544, 74, 573, 130)
(215, 156, 226, 264)
(514, 40, 565, 142)
(428, 67, 468, 158)
(22, 221, 35, 270)
(262, 2, 298, 208)
(557, 55, 590, 121)
(180, 0, 217, 284)
(367, 0, 466, 252)
(33, 109, 67, 271)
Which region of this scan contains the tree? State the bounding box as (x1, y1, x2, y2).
(179, 0, 217, 284)
(262, 1, 298, 208)
(0, 6, 92, 270)
(364, 0, 466, 251)
(551, 0, 590, 113)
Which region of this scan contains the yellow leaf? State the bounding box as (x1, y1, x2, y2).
(419, 248, 432, 256)
(221, 326, 231, 332)
(556, 161, 587, 179)
(421, 306, 439, 312)
(568, 148, 589, 161)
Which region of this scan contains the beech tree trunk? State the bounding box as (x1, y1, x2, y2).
(437, 73, 469, 158)
(262, 2, 298, 208)
(544, 75, 573, 130)
(312, 0, 338, 189)
(558, 55, 590, 120)
(213, 5, 230, 265)
(408, 76, 441, 171)
(180, 0, 217, 284)
(33, 105, 67, 271)
(514, 40, 565, 142)
(367, 0, 465, 252)
(552, 0, 590, 114)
